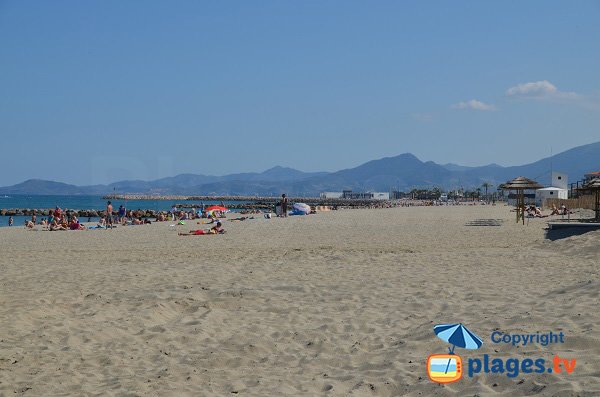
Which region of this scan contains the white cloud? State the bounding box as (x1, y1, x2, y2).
(452, 99, 496, 111)
(506, 80, 557, 96)
(506, 80, 580, 101)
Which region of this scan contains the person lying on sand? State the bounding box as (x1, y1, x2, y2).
(526, 205, 546, 218)
(50, 219, 66, 231)
(228, 216, 254, 222)
(178, 222, 225, 236)
(69, 216, 86, 230)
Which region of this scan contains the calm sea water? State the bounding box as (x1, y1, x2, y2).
(0, 195, 245, 227)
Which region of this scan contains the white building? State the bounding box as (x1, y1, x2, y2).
(319, 191, 389, 200)
(551, 172, 568, 189)
(320, 192, 343, 199)
(535, 172, 568, 207)
(371, 192, 390, 200)
(535, 187, 568, 207)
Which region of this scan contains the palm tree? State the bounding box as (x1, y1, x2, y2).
(481, 182, 491, 203)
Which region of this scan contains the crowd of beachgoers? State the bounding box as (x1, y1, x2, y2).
(15, 203, 238, 232)
(3, 199, 481, 229)
(12, 196, 292, 234)
(4, 197, 573, 232)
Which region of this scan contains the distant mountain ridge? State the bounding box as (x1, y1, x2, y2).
(1, 142, 599, 196)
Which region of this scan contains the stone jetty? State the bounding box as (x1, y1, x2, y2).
(1, 196, 403, 218)
(0, 208, 161, 218)
(102, 194, 390, 208)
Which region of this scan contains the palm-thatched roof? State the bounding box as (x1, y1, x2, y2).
(579, 178, 600, 191)
(501, 176, 544, 190)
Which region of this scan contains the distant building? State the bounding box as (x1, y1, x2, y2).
(320, 191, 390, 200)
(551, 172, 568, 189)
(507, 191, 536, 206)
(535, 172, 568, 207)
(320, 192, 343, 199)
(535, 188, 568, 207)
(584, 171, 600, 182)
(371, 192, 390, 200)
(390, 190, 404, 200)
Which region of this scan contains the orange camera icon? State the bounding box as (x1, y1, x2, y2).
(427, 354, 463, 384)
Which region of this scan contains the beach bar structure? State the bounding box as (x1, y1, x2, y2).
(501, 176, 544, 224)
(577, 178, 600, 221)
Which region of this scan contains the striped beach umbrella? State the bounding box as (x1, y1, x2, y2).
(434, 323, 483, 354)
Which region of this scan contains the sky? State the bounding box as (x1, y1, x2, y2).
(1, 1, 599, 186)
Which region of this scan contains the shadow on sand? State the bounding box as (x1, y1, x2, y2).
(545, 224, 600, 241)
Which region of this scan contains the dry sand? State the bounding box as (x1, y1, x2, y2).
(0, 205, 598, 396)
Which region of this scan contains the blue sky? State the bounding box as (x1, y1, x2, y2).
(1, 1, 599, 185)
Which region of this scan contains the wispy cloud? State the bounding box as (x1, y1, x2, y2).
(452, 99, 496, 111)
(506, 80, 580, 101)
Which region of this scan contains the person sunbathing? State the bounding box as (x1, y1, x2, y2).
(228, 216, 249, 222)
(560, 205, 572, 215)
(67, 216, 84, 230)
(533, 207, 546, 218)
(179, 222, 225, 236)
(550, 205, 560, 215)
(50, 219, 66, 231)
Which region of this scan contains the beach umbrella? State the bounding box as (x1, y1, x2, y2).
(204, 205, 228, 212)
(501, 176, 543, 224)
(434, 323, 482, 354)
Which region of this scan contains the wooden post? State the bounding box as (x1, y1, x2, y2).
(594, 189, 600, 222)
(516, 189, 525, 224)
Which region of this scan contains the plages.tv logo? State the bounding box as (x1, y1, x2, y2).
(426, 323, 483, 384)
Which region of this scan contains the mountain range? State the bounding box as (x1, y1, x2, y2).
(1, 142, 599, 196)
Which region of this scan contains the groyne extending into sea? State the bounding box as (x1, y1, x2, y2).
(102, 194, 393, 207)
(0, 195, 400, 217)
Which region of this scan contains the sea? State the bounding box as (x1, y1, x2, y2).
(0, 195, 245, 227)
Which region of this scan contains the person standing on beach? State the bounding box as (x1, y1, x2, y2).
(281, 194, 288, 217)
(106, 201, 114, 229)
(8, 216, 13, 226)
(54, 206, 62, 221)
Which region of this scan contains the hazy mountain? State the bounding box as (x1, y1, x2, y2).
(221, 166, 328, 183)
(486, 141, 600, 186)
(0, 179, 88, 195)
(1, 142, 599, 196)
(291, 153, 453, 192)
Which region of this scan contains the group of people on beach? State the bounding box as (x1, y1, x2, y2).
(523, 204, 571, 218)
(13, 193, 302, 232)
(23, 206, 87, 230)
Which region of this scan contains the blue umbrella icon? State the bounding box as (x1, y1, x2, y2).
(434, 323, 482, 354)
(434, 323, 483, 374)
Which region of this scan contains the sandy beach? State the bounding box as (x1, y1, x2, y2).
(0, 205, 598, 396)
